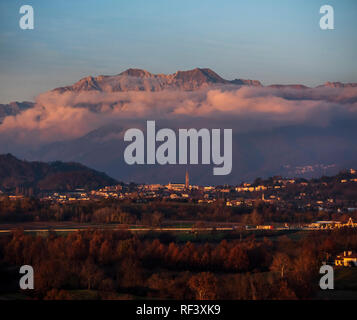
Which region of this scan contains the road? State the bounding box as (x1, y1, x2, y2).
(0, 221, 307, 234)
(0, 226, 236, 234)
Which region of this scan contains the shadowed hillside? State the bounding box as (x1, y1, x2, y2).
(0, 154, 118, 193)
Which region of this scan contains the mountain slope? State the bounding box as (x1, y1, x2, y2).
(0, 154, 118, 192)
(24, 119, 357, 185)
(0, 102, 34, 123)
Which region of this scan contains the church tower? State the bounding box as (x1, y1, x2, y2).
(185, 169, 189, 190)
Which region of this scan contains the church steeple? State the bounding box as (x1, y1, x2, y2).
(185, 169, 189, 190)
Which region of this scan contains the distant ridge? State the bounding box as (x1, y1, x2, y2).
(0, 101, 34, 122)
(318, 82, 357, 89)
(51, 67, 357, 94)
(268, 84, 309, 90)
(53, 67, 263, 93)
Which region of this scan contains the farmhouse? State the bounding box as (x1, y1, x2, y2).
(335, 251, 357, 267)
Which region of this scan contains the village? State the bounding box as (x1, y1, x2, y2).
(20, 168, 356, 227)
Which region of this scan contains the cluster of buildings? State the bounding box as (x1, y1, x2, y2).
(3, 169, 357, 218)
(43, 189, 90, 202)
(307, 218, 357, 230)
(235, 179, 296, 193)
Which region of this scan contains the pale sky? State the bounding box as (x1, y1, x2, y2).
(0, 0, 356, 103)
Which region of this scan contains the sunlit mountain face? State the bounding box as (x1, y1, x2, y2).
(1, 68, 357, 185)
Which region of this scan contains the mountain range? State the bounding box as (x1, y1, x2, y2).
(52, 68, 357, 94)
(1, 67, 357, 185)
(53, 68, 263, 93)
(2, 67, 357, 116)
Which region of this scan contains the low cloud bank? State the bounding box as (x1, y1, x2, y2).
(1, 85, 357, 147)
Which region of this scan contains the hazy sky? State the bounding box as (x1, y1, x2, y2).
(0, 0, 356, 103)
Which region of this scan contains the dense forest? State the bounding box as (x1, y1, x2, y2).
(0, 228, 356, 299)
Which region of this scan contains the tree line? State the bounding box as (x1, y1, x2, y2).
(1, 196, 354, 225)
